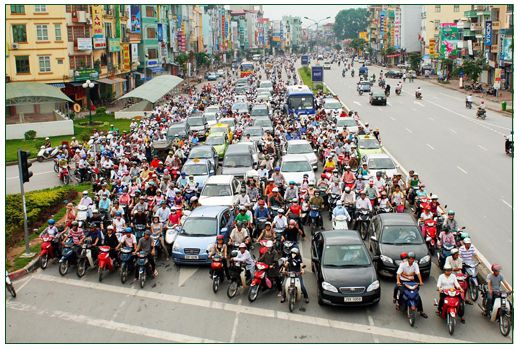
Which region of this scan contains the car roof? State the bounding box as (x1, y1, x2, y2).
(365, 153, 392, 160)
(287, 139, 311, 145)
(324, 97, 339, 103)
(226, 143, 252, 154)
(357, 135, 377, 140)
(378, 213, 417, 226)
(205, 175, 234, 184)
(252, 103, 268, 109)
(244, 126, 263, 131)
(190, 145, 213, 152)
(183, 158, 211, 166)
(321, 230, 363, 245)
(207, 131, 226, 137)
(373, 92, 385, 96)
(282, 154, 309, 162)
(189, 205, 229, 218)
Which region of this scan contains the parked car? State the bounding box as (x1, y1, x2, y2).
(369, 92, 387, 106)
(369, 213, 431, 278)
(311, 230, 380, 306)
(385, 70, 403, 79)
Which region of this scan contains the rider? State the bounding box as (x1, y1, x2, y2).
(332, 201, 351, 222)
(415, 86, 422, 98)
(466, 93, 473, 107)
(232, 243, 255, 280)
(257, 240, 282, 295)
(477, 100, 486, 116)
(281, 247, 309, 304)
(309, 191, 325, 229)
(436, 266, 465, 323)
(396, 252, 428, 318)
(208, 235, 230, 280)
(135, 230, 158, 278)
(442, 210, 458, 233)
(444, 248, 463, 272)
(484, 264, 505, 317)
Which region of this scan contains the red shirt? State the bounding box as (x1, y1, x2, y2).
(289, 204, 302, 215)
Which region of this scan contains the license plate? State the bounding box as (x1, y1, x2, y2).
(185, 255, 199, 260)
(344, 297, 362, 302)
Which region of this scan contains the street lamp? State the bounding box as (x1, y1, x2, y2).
(82, 79, 95, 125)
(303, 16, 331, 47)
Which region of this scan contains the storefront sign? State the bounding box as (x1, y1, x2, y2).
(130, 5, 141, 33)
(93, 37, 106, 49)
(429, 39, 436, 55)
(500, 33, 512, 62)
(147, 60, 158, 67)
(108, 38, 121, 52)
(131, 43, 139, 63)
(484, 20, 492, 46)
(77, 38, 92, 51)
(74, 68, 99, 82)
(379, 11, 386, 37)
(440, 23, 460, 59)
(467, 40, 473, 56)
(158, 23, 163, 42)
(92, 5, 104, 39)
(122, 43, 131, 71)
(170, 19, 176, 49)
(394, 10, 401, 49)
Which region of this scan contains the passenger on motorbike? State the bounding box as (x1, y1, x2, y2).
(235, 189, 252, 207)
(442, 210, 458, 233)
(365, 180, 379, 204)
(378, 192, 392, 210)
(257, 222, 276, 242)
(229, 222, 251, 246)
(281, 247, 309, 303)
(342, 166, 356, 188)
(396, 252, 428, 318)
(436, 266, 465, 322)
(419, 205, 434, 237)
(254, 200, 271, 221)
(284, 181, 299, 202)
(444, 248, 463, 272)
(232, 243, 255, 280)
(86, 223, 102, 260)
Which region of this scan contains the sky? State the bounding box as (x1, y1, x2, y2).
(262, 4, 363, 23)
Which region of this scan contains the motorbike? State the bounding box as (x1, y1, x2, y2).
(435, 288, 463, 335)
(137, 250, 151, 288)
(134, 224, 147, 242)
(476, 108, 487, 120)
(466, 100, 473, 109)
(351, 70, 355, 77)
(397, 281, 421, 327)
(76, 205, 90, 226)
(284, 270, 305, 312)
(385, 89, 391, 97)
(332, 215, 350, 230)
(37, 146, 60, 162)
(58, 166, 70, 185)
(119, 246, 135, 284)
(58, 237, 78, 276)
(505, 137, 514, 156)
(356, 208, 372, 240)
(248, 261, 275, 302)
(39, 235, 60, 269)
(464, 262, 480, 302)
(415, 91, 423, 100)
(478, 285, 513, 337)
(6, 271, 16, 298)
(227, 261, 248, 299)
(255, 217, 268, 238)
(76, 238, 95, 278)
(424, 218, 438, 256)
(327, 194, 341, 220)
(308, 205, 321, 235)
(97, 246, 115, 282)
(376, 206, 393, 215)
(151, 232, 165, 260)
(395, 87, 402, 96)
(210, 254, 226, 294)
(165, 224, 181, 253)
(437, 242, 455, 269)
(256, 239, 270, 258)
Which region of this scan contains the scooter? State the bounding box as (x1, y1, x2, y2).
(397, 281, 421, 327)
(395, 87, 402, 96)
(424, 218, 438, 256)
(6, 271, 16, 298)
(356, 208, 372, 240)
(210, 254, 225, 294)
(284, 269, 305, 312)
(134, 224, 146, 242)
(465, 100, 473, 109)
(476, 108, 487, 120)
(309, 205, 321, 235)
(37, 146, 60, 162)
(464, 261, 480, 302)
(332, 215, 350, 230)
(415, 92, 423, 100)
(58, 237, 78, 276)
(478, 285, 513, 337)
(248, 261, 274, 302)
(97, 246, 115, 282)
(76, 205, 89, 226)
(136, 250, 151, 288)
(119, 246, 135, 284)
(150, 232, 165, 260)
(39, 235, 60, 270)
(435, 289, 463, 335)
(227, 259, 248, 299)
(76, 237, 95, 278)
(437, 242, 455, 269)
(58, 166, 70, 185)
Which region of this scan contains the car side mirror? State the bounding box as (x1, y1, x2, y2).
(370, 235, 378, 242)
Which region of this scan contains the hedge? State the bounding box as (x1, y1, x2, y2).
(5, 186, 84, 247)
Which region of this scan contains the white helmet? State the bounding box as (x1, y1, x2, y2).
(290, 247, 299, 255)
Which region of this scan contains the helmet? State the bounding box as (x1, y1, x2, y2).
(444, 266, 453, 271)
(400, 252, 408, 260)
(190, 196, 198, 203)
(292, 198, 298, 203)
(376, 171, 382, 177)
(275, 166, 280, 171)
(491, 264, 502, 272)
(272, 187, 279, 193)
(463, 238, 472, 244)
(407, 251, 415, 259)
(82, 190, 89, 195)
(460, 232, 469, 239)
(125, 227, 133, 233)
(239, 206, 246, 211)
(431, 194, 439, 200)
(360, 190, 366, 195)
(289, 180, 295, 185)
(345, 187, 351, 192)
(450, 248, 459, 255)
(72, 221, 78, 226)
(336, 201, 342, 206)
(107, 225, 114, 230)
(48, 219, 55, 225)
(216, 235, 224, 241)
(321, 174, 327, 179)
(230, 251, 238, 258)
(290, 247, 299, 255)
(277, 208, 284, 214)
(448, 210, 455, 215)
(239, 243, 247, 249)
(144, 230, 151, 236)
(289, 219, 296, 225)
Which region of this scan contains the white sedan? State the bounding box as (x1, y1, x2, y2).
(285, 140, 318, 170)
(365, 154, 398, 179)
(280, 155, 316, 186)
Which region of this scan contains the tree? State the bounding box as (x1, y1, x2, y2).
(333, 43, 342, 51)
(456, 56, 487, 83)
(333, 8, 368, 40)
(408, 52, 422, 72)
(349, 38, 366, 52)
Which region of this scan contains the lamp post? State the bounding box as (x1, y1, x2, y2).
(303, 16, 331, 48)
(82, 79, 95, 125)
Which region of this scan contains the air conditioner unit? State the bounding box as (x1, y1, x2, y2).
(77, 11, 86, 23)
(12, 43, 19, 49)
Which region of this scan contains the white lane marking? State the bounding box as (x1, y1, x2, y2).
(353, 101, 362, 106)
(12, 274, 34, 293)
(414, 101, 425, 107)
(7, 301, 220, 343)
(6, 170, 55, 181)
(32, 274, 467, 343)
(387, 102, 392, 106)
(366, 312, 380, 343)
(433, 96, 440, 99)
(178, 266, 199, 287)
(426, 144, 435, 150)
(110, 297, 129, 322)
(449, 128, 457, 134)
(501, 199, 512, 208)
(230, 312, 240, 342)
(478, 145, 488, 151)
(389, 116, 396, 121)
(405, 128, 413, 134)
(457, 166, 468, 174)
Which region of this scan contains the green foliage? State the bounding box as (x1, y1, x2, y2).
(385, 47, 397, 56)
(333, 44, 342, 51)
(333, 8, 368, 40)
(176, 53, 190, 66)
(349, 38, 367, 52)
(24, 130, 37, 140)
(95, 106, 107, 115)
(408, 52, 422, 72)
(459, 56, 487, 83)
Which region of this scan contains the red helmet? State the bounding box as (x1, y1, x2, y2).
(258, 200, 265, 206)
(491, 264, 502, 272)
(321, 174, 327, 179)
(400, 252, 408, 260)
(216, 235, 224, 241)
(114, 165, 119, 169)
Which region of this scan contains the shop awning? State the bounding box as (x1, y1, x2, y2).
(48, 83, 65, 88)
(6, 82, 74, 105)
(118, 75, 183, 104)
(97, 77, 126, 85)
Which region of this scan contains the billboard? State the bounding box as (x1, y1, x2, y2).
(77, 38, 92, 51)
(301, 55, 309, 65)
(358, 32, 368, 41)
(439, 23, 460, 59)
(158, 23, 163, 42)
(312, 65, 323, 82)
(130, 5, 141, 33)
(93, 37, 106, 50)
(108, 38, 121, 52)
(91, 5, 104, 39)
(484, 21, 492, 46)
(394, 9, 401, 49)
(122, 43, 131, 71)
(131, 43, 139, 63)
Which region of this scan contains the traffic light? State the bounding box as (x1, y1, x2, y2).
(18, 150, 33, 183)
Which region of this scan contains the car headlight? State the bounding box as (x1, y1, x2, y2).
(419, 255, 431, 264)
(206, 244, 214, 254)
(172, 242, 181, 252)
(322, 281, 338, 293)
(380, 255, 393, 265)
(366, 280, 380, 292)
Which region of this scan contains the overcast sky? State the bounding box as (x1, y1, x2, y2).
(262, 4, 363, 23)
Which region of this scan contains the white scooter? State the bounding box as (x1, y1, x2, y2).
(284, 269, 304, 313)
(37, 146, 60, 162)
(332, 215, 350, 230)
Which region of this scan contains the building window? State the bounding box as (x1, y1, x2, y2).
(12, 25, 27, 43)
(10, 5, 25, 14)
(54, 24, 62, 41)
(39, 56, 51, 72)
(147, 27, 156, 39)
(434, 20, 440, 31)
(15, 56, 30, 74)
(435, 5, 441, 13)
(147, 48, 158, 59)
(34, 5, 46, 12)
(146, 6, 155, 18)
(105, 23, 112, 38)
(454, 5, 460, 12)
(36, 24, 49, 41)
(57, 58, 64, 64)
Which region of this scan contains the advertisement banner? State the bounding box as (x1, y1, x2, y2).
(379, 11, 386, 37)
(394, 9, 401, 49)
(158, 23, 163, 42)
(115, 6, 120, 38)
(170, 19, 176, 49)
(301, 55, 309, 65)
(467, 40, 473, 56)
(429, 39, 436, 55)
(130, 5, 141, 33)
(126, 5, 132, 31)
(122, 43, 131, 71)
(484, 20, 492, 46)
(311, 65, 324, 82)
(131, 43, 139, 63)
(439, 23, 460, 59)
(74, 68, 99, 82)
(92, 5, 104, 38)
(76, 38, 92, 51)
(93, 37, 106, 49)
(108, 38, 121, 52)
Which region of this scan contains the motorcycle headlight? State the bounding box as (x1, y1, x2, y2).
(366, 280, 380, 292)
(380, 255, 393, 265)
(419, 255, 431, 264)
(322, 281, 338, 293)
(172, 242, 181, 252)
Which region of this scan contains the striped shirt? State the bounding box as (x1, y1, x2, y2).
(459, 245, 476, 265)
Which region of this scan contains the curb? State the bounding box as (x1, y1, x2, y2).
(8, 256, 40, 281)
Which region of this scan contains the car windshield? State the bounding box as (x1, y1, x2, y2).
(324, 101, 342, 109)
(201, 184, 232, 197)
(182, 217, 217, 237)
(251, 108, 268, 116)
(259, 82, 272, 89)
(235, 87, 247, 94)
(281, 161, 311, 172)
(287, 143, 313, 154)
(358, 138, 381, 149)
(190, 149, 212, 158)
(232, 103, 248, 111)
(288, 95, 313, 110)
(204, 114, 217, 122)
(254, 119, 272, 127)
(223, 155, 253, 168)
(381, 226, 423, 245)
(183, 163, 208, 176)
(220, 119, 235, 126)
(206, 107, 219, 113)
(323, 244, 371, 267)
(187, 117, 204, 126)
(244, 128, 263, 137)
(368, 157, 394, 169)
(206, 135, 225, 145)
(337, 119, 357, 128)
(168, 127, 186, 136)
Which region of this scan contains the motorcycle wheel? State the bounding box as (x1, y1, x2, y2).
(469, 282, 478, 302)
(212, 275, 220, 294)
(40, 254, 49, 270)
(6, 284, 16, 298)
(139, 271, 145, 288)
(360, 222, 368, 240)
(37, 156, 44, 162)
(76, 259, 86, 278)
(447, 313, 455, 335)
(63, 175, 70, 185)
(227, 281, 238, 299)
(248, 284, 259, 302)
(53, 163, 59, 173)
(289, 290, 296, 312)
(407, 307, 416, 327)
(59, 260, 69, 276)
(120, 264, 128, 284)
(499, 311, 511, 337)
(98, 267, 103, 282)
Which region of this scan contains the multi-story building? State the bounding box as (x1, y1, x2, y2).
(282, 16, 302, 52)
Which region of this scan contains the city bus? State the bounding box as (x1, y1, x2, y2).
(285, 85, 316, 116)
(240, 61, 255, 77)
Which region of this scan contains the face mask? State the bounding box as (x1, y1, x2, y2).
(291, 253, 297, 258)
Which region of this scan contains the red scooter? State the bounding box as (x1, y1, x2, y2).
(58, 166, 70, 185)
(424, 218, 438, 255)
(248, 261, 274, 302)
(39, 235, 59, 270)
(437, 288, 463, 335)
(210, 254, 225, 293)
(257, 240, 270, 258)
(97, 246, 115, 282)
